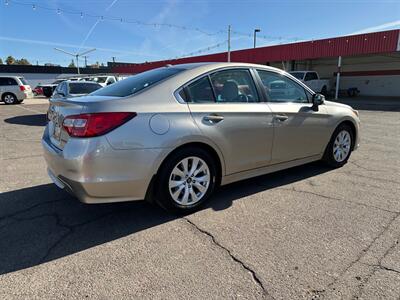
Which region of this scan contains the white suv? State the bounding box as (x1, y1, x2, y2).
(0, 76, 33, 104)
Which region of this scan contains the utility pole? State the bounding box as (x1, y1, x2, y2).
(227, 25, 231, 62)
(83, 56, 88, 68)
(112, 56, 116, 63)
(335, 56, 342, 100)
(54, 48, 96, 75)
(254, 28, 261, 48)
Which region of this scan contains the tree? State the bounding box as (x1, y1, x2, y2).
(68, 59, 76, 68)
(0, 58, 3, 64)
(5, 56, 15, 65)
(16, 58, 31, 65)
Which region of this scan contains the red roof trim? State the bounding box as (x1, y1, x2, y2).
(112, 29, 400, 74)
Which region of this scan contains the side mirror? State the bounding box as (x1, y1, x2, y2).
(312, 93, 325, 105)
(312, 93, 325, 110)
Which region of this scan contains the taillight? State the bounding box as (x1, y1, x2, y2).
(62, 112, 136, 138)
(20, 85, 26, 91)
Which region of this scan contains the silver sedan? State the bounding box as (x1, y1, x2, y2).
(42, 62, 360, 213)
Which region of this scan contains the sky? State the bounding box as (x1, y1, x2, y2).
(0, 0, 399, 67)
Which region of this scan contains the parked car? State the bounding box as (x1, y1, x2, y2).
(0, 76, 33, 104)
(42, 79, 65, 98)
(51, 81, 103, 100)
(42, 62, 360, 213)
(33, 85, 44, 96)
(84, 75, 118, 87)
(289, 71, 330, 95)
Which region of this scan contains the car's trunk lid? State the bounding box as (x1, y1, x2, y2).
(47, 95, 122, 150)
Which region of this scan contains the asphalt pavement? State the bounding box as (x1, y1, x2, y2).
(0, 97, 399, 299)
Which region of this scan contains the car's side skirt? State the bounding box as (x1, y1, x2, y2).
(221, 154, 323, 186)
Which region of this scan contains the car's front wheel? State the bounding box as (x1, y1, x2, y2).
(323, 124, 354, 167)
(155, 147, 217, 213)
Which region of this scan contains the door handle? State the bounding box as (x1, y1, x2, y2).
(203, 114, 224, 124)
(274, 115, 288, 122)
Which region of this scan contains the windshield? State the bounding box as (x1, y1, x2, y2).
(290, 72, 305, 80)
(91, 67, 184, 97)
(69, 82, 102, 94)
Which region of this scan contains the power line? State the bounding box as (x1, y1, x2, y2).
(5, 0, 224, 37)
(231, 30, 303, 42)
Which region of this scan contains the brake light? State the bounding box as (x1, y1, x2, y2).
(62, 112, 136, 137)
(19, 85, 26, 91)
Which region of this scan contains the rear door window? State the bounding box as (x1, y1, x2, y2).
(305, 72, 318, 81)
(209, 69, 259, 103)
(0, 78, 18, 86)
(185, 76, 215, 103)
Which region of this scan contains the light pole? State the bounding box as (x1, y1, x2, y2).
(254, 29, 261, 48)
(54, 48, 96, 74)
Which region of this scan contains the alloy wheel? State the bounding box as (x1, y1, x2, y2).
(333, 130, 351, 162)
(4, 95, 15, 104)
(168, 156, 210, 206)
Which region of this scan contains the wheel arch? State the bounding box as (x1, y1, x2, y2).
(2, 92, 17, 102)
(334, 119, 357, 150)
(145, 141, 224, 204)
(159, 142, 224, 186)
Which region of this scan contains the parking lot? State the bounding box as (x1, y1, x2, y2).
(0, 97, 399, 299)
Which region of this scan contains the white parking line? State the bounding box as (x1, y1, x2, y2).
(15, 104, 46, 114)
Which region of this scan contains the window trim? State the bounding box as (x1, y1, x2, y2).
(255, 69, 313, 104)
(175, 67, 262, 104)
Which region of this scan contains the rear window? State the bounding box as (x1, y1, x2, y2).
(18, 77, 28, 85)
(69, 82, 102, 94)
(290, 72, 305, 80)
(91, 67, 184, 97)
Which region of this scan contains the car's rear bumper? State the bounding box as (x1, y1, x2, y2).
(42, 126, 165, 204)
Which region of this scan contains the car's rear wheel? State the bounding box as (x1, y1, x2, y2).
(2, 93, 18, 105)
(155, 147, 217, 214)
(323, 124, 354, 167)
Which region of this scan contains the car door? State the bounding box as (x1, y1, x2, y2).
(256, 69, 331, 164)
(304, 72, 318, 92)
(0, 78, 5, 97)
(182, 68, 274, 175)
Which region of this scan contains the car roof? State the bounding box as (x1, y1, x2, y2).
(65, 80, 101, 84)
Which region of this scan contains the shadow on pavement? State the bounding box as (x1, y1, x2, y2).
(4, 114, 47, 126)
(330, 97, 400, 112)
(0, 162, 331, 275)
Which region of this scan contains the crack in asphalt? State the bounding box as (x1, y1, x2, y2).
(1, 154, 43, 161)
(282, 185, 400, 299)
(11, 210, 119, 263)
(321, 214, 399, 299)
(353, 233, 400, 298)
(337, 171, 400, 185)
(277, 187, 400, 214)
(183, 217, 274, 300)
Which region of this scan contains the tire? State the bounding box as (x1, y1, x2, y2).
(322, 124, 354, 168)
(321, 86, 328, 96)
(154, 147, 217, 214)
(2, 93, 18, 105)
